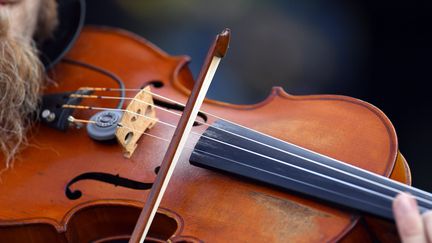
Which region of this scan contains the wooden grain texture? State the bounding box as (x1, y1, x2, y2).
(0, 26, 406, 242)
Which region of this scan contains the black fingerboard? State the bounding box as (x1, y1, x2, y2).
(189, 120, 431, 220)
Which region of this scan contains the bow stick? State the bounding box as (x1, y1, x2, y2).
(130, 28, 231, 243)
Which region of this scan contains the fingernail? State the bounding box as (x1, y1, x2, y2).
(396, 193, 418, 213)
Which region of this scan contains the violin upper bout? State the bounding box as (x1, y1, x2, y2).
(243, 85, 400, 178)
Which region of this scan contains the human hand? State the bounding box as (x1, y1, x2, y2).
(393, 193, 432, 243)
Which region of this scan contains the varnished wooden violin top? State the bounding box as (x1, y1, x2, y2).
(0, 26, 417, 242)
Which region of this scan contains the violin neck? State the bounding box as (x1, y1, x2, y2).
(189, 120, 432, 220)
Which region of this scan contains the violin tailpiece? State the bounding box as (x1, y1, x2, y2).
(115, 86, 158, 158)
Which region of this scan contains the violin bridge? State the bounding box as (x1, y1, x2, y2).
(115, 86, 158, 158)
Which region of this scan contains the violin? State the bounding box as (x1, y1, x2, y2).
(0, 25, 430, 242)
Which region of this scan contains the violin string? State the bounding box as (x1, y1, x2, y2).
(70, 94, 183, 118)
(63, 104, 177, 130)
(68, 114, 398, 214)
(68, 116, 428, 216)
(62, 57, 429, 211)
(64, 103, 432, 208)
(73, 89, 432, 205)
(193, 148, 395, 214)
(68, 115, 192, 148)
(71, 89, 432, 205)
(95, 88, 422, 197)
(62, 59, 126, 109)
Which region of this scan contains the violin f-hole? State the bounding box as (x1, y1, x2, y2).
(153, 98, 208, 126)
(141, 80, 164, 89)
(65, 172, 154, 200)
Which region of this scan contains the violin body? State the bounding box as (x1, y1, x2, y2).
(0, 26, 410, 242)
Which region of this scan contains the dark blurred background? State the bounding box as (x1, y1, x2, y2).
(85, 0, 432, 191)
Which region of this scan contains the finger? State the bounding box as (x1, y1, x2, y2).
(422, 211, 432, 242)
(393, 193, 427, 243)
